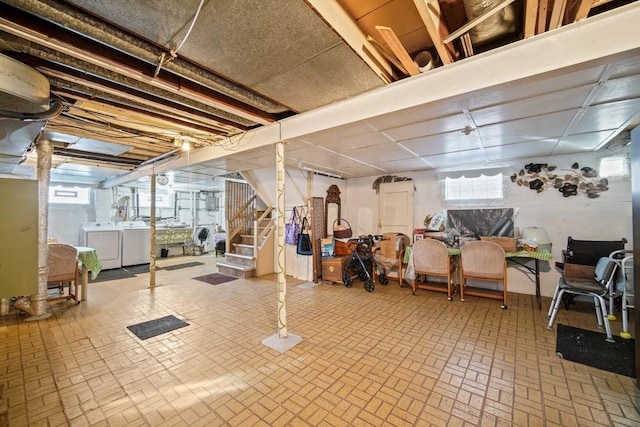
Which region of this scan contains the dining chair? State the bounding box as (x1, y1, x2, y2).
(47, 243, 79, 304)
(460, 240, 508, 308)
(546, 256, 621, 342)
(411, 238, 455, 299)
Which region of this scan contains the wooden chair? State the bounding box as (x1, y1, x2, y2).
(374, 233, 410, 285)
(411, 238, 455, 299)
(460, 241, 508, 308)
(47, 243, 79, 304)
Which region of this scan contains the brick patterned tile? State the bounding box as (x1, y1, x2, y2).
(1, 255, 638, 426)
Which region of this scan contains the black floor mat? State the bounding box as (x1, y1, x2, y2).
(127, 315, 189, 340)
(125, 264, 151, 274)
(162, 261, 204, 271)
(90, 268, 135, 282)
(193, 273, 238, 285)
(556, 324, 636, 377)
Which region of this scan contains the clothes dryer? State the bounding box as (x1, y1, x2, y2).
(80, 222, 122, 270)
(117, 221, 150, 266)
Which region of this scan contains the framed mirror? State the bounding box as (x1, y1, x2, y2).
(325, 185, 341, 236)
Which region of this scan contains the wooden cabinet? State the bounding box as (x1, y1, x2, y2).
(322, 256, 349, 283)
(0, 179, 38, 298)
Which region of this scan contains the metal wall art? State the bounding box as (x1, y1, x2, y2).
(371, 175, 412, 193)
(511, 162, 608, 198)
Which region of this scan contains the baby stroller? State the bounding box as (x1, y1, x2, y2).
(342, 235, 387, 292)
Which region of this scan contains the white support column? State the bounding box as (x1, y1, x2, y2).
(262, 141, 302, 352)
(149, 173, 156, 288)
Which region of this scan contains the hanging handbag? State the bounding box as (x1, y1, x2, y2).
(296, 217, 313, 255)
(285, 207, 301, 245)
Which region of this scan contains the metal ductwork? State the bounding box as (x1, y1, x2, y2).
(462, 0, 518, 45)
(0, 53, 50, 175)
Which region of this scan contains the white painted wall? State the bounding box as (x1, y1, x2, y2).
(249, 165, 346, 280)
(345, 150, 632, 298)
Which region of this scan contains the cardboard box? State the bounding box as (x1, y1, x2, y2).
(321, 238, 334, 257)
(377, 233, 410, 258)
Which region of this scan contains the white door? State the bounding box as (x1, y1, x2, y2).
(378, 181, 414, 236)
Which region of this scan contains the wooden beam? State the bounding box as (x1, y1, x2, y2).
(461, 33, 474, 58)
(413, 0, 454, 65)
(549, 0, 568, 30)
(366, 35, 409, 76)
(306, 0, 392, 82)
(524, 0, 540, 38)
(537, 0, 550, 34)
(443, 0, 519, 44)
(375, 25, 420, 76)
(572, 0, 594, 22)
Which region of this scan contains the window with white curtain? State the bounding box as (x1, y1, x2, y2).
(443, 173, 505, 202)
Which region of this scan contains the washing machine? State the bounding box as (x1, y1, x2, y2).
(80, 222, 122, 270)
(117, 221, 150, 266)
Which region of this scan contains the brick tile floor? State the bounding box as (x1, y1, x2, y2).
(1, 255, 639, 426)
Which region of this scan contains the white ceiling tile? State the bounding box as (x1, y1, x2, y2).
(399, 131, 482, 156)
(553, 130, 616, 153)
(594, 74, 640, 104)
(484, 140, 557, 161)
(471, 85, 591, 126)
(421, 149, 489, 167)
(367, 98, 465, 131)
(382, 114, 470, 141)
(466, 65, 604, 110)
(478, 110, 576, 147)
(295, 123, 376, 145)
(340, 144, 414, 164)
(377, 157, 432, 173)
(571, 98, 640, 134)
(608, 54, 640, 79)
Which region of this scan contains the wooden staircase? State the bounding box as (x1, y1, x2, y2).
(216, 217, 274, 278)
(216, 180, 275, 278)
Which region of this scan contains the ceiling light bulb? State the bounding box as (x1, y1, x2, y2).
(181, 141, 191, 151)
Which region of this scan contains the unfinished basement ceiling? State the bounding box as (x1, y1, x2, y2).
(0, 0, 639, 190)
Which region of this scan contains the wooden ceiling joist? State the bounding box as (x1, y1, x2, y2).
(375, 26, 421, 76)
(413, 0, 455, 65)
(524, 0, 540, 38)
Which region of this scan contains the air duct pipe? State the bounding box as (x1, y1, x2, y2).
(462, 0, 518, 45)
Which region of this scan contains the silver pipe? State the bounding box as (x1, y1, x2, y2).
(0, 99, 64, 121)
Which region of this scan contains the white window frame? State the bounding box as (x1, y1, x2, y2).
(599, 156, 629, 179)
(48, 185, 91, 205)
(442, 173, 505, 205)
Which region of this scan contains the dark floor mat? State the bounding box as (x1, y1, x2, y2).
(90, 268, 135, 282)
(162, 261, 205, 271)
(556, 324, 636, 377)
(193, 273, 238, 285)
(124, 264, 151, 274)
(127, 315, 189, 340)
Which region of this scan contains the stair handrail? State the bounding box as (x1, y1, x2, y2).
(255, 207, 274, 250)
(227, 195, 257, 242)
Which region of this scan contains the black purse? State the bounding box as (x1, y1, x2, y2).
(296, 217, 313, 255)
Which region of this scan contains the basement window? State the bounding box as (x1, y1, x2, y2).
(443, 173, 505, 202)
(599, 156, 628, 178)
(48, 185, 90, 205)
(138, 191, 173, 208)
